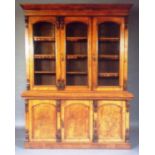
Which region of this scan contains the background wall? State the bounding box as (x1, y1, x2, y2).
(15, 0, 139, 128)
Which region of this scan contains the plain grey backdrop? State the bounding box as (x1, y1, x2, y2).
(15, 0, 139, 154)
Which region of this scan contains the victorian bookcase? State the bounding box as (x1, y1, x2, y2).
(21, 4, 134, 149)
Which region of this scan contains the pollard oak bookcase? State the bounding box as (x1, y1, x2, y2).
(21, 4, 134, 149)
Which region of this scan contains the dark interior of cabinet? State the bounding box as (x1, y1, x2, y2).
(33, 22, 56, 85)
(67, 59, 87, 72)
(66, 22, 87, 37)
(98, 41, 119, 55)
(67, 75, 87, 85)
(98, 77, 119, 86)
(98, 22, 120, 37)
(34, 59, 55, 72)
(33, 22, 55, 36)
(66, 41, 87, 55)
(34, 41, 55, 54)
(98, 22, 120, 86)
(66, 22, 88, 86)
(35, 74, 56, 85)
(98, 60, 119, 73)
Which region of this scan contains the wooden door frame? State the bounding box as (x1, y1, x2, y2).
(92, 17, 126, 91)
(28, 16, 60, 90)
(60, 17, 92, 91)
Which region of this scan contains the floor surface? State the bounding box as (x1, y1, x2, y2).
(15, 127, 139, 155)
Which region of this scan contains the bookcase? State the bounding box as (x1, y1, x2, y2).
(21, 4, 134, 149)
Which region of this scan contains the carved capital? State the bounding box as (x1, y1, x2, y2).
(93, 130, 98, 143)
(56, 129, 61, 142)
(93, 100, 98, 112)
(126, 102, 130, 112)
(56, 16, 60, 29)
(125, 17, 128, 29)
(60, 16, 64, 29)
(25, 99, 28, 113)
(25, 16, 28, 28)
(26, 79, 30, 90)
(56, 16, 64, 29)
(56, 100, 61, 112)
(25, 129, 29, 141)
(125, 129, 130, 142)
(124, 80, 127, 90)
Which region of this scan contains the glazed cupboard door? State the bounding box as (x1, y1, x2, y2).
(61, 100, 93, 142)
(28, 100, 57, 141)
(92, 17, 125, 91)
(28, 17, 61, 90)
(95, 101, 126, 142)
(60, 17, 92, 91)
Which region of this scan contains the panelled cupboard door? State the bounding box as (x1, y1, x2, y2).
(96, 101, 126, 142)
(61, 17, 92, 91)
(28, 17, 61, 90)
(29, 100, 57, 141)
(92, 17, 125, 91)
(61, 100, 93, 142)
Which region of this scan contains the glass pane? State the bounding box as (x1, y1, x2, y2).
(99, 41, 119, 55)
(98, 22, 120, 86)
(34, 59, 56, 72)
(66, 22, 87, 37)
(34, 41, 55, 54)
(67, 59, 87, 72)
(33, 22, 56, 86)
(33, 22, 55, 36)
(35, 75, 56, 85)
(99, 22, 120, 37)
(66, 22, 88, 86)
(66, 41, 87, 55)
(67, 75, 87, 86)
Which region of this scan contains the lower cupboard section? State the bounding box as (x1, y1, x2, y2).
(25, 99, 130, 148)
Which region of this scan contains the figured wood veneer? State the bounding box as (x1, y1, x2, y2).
(21, 4, 133, 149)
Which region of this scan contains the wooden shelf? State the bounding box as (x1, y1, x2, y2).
(98, 72, 119, 78)
(99, 54, 119, 60)
(34, 36, 55, 41)
(34, 71, 56, 74)
(67, 71, 87, 75)
(34, 54, 55, 59)
(99, 37, 120, 41)
(67, 54, 87, 59)
(66, 37, 87, 41)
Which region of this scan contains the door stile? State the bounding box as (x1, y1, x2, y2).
(55, 17, 62, 89)
(92, 17, 98, 90)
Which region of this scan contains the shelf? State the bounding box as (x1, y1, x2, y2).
(99, 37, 120, 41)
(34, 71, 56, 74)
(67, 54, 87, 59)
(99, 54, 119, 60)
(33, 36, 55, 41)
(67, 71, 87, 75)
(98, 72, 119, 78)
(34, 54, 55, 59)
(66, 37, 87, 41)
